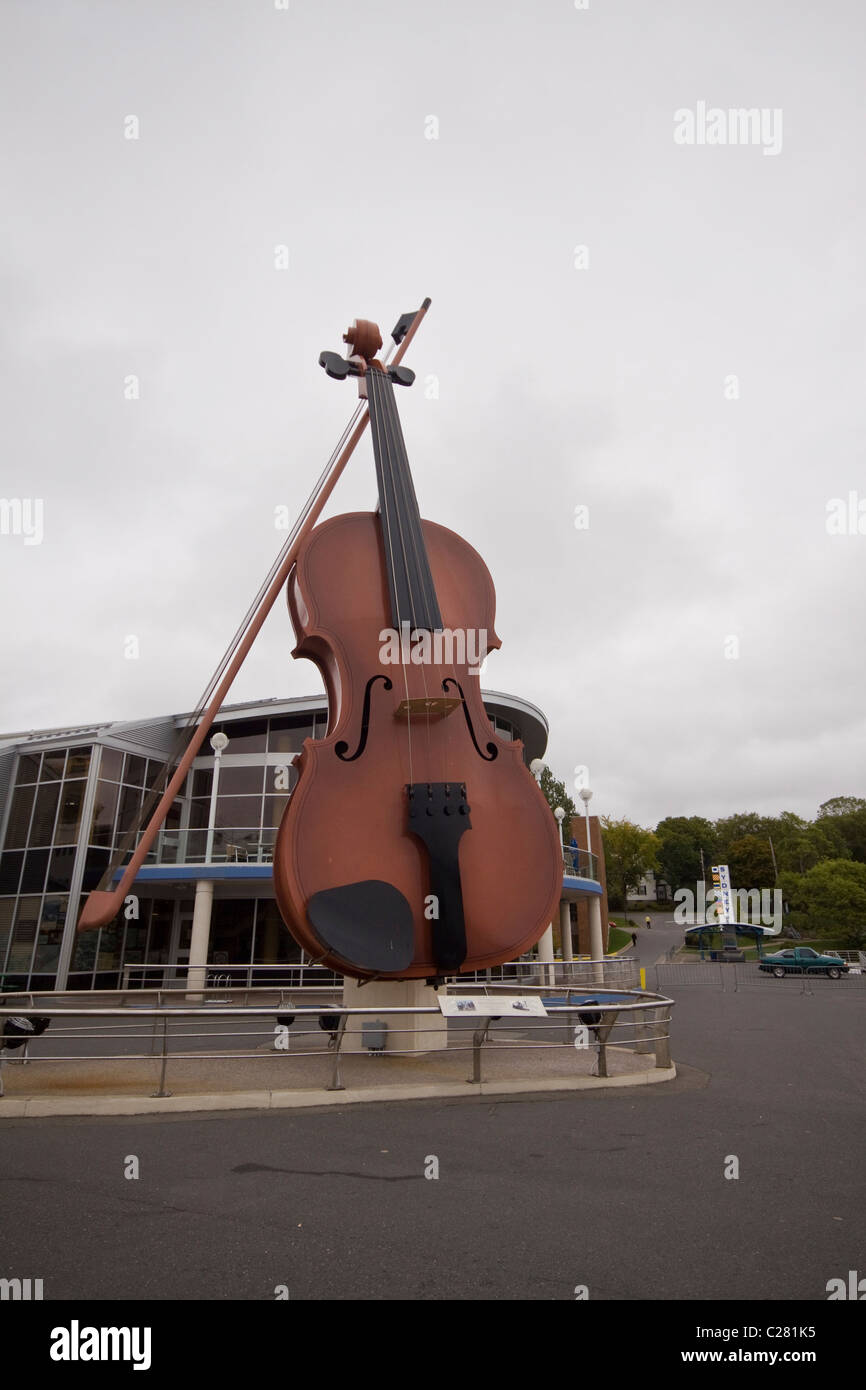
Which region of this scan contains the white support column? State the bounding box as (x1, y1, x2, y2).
(186, 879, 214, 999)
(559, 900, 573, 962)
(589, 895, 604, 984)
(537, 920, 556, 987)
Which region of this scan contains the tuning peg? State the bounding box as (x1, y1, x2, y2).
(388, 366, 415, 387)
(319, 351, 353, 380)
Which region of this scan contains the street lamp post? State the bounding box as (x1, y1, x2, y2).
(188, 730, 227, 999)
(530, 762, 557, 983)
(205, 732, 228, 864)
(579, 786, 603, 981)
(578, 786, 593, 878)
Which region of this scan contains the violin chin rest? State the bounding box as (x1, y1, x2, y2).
(307, 880, 415, 974)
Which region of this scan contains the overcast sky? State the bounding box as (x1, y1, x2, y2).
(1, 0, 864, 827)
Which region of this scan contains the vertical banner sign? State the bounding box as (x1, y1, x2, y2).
(710, 864, 735, 924)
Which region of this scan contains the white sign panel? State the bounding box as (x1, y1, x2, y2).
(438, 995, 548, 1018)
(709, 863, 736, 925)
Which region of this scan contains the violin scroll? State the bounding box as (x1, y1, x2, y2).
(342, 318, 383, 362)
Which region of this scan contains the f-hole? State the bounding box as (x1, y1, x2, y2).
(335, 674, 393, 761)
(442, 679, 498, 762)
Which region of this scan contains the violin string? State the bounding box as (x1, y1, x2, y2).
(389, 379, 486, 785)
(382, 376, 467, 776)
(368, 366, 414, 787)
(375, 365, 429, 781)
(378, 370, 435, 780)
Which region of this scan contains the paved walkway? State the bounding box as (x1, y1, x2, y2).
(0, 1024, 670, 1115)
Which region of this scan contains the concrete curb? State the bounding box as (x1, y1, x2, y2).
(0, 1065, 676, 1119)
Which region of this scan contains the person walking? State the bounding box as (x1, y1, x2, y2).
(631, 931, 637, 949)
(645, 914, 651, 930)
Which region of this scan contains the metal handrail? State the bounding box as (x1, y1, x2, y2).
(142, 826, 276, 865)
(562, 848, 598, 881)
(135, 829, 601, 877)
(0, 990, 675, 1096)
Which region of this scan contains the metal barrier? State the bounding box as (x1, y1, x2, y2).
(460, 958, 641, 989)
(654, 961, 865, 994)
(114, 957, 641, 993)
(119, 962, 343, 992)
(0, 988, 675, 1100)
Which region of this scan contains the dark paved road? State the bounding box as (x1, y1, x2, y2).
(1, 960, 863, 1301)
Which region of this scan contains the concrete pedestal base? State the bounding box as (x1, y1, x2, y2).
(341, 977, 448, 1055)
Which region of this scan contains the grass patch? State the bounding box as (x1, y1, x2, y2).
(607, 926, 633, 952)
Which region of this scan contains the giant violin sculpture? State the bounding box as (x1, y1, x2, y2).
(273, 315, 562, 979)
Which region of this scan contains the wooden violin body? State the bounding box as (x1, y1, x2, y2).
(272, 313, 562, 980)
(273, 513, 562, 978)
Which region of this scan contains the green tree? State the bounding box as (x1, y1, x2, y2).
(790, 859, 866, 949)
(713, 813, 771, 861)
(655, 816, 717, 893)
(818, 796, 866, 818)
(727, 835, 776, 889)
(816, 797, 866, 863)
(769, 811, 847, 874)
(536, 767, 577, 845)
(601, 817, 660, 911)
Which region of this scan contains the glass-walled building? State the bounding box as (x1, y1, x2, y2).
(0, 692, 550, 991)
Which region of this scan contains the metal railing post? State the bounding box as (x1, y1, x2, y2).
(470, 1019, 492, 1083)
(634, 1007, 654, 1055)
(594, 1011, 618, 1078)
(151, 1016, 172, 1098)
(653, 1007, 672, 1068)
(327, 1012, 348, 1091)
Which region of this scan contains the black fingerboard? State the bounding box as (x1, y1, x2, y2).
(366, 366, 443, 634)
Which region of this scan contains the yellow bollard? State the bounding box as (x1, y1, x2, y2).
(640, 967, 646, 991)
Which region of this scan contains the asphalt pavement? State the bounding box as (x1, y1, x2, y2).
(1, 915, 863, 1301)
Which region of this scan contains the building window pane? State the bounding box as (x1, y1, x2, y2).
(99, 747, 123, 782)
(29, 782, 61, 845)
(7, 897, 40, 972)
(32, 897, 67, 973)
(47, 847, 76, 892)
(186, 800, 209, 831)
(254, 900, 300, 964)
(90, 781, 119, 846)
(82, 849, 110, 892)
(217, 765, 265, 797)
(147, 900, 174, 964)
(65, 747, 91, 778)
(191, 768, 212, 798)
(21, 848, 49, 894)
(116, 785, 143, 836)
(268, 717, 314, 754)
(216, 719, 267, 755)
(124, 755, 146, 787)
(214, 796, 261, 830)
(4, 785, 35, 849)
(40, 751, 66, 781)
(210, 900, 254, 965)
(15, 753, 41, 784)
(144, 759, 164, 790)
(71, 931, 97, 977)
(122, 923, 148, 966)
(0, 900, 15, 972)
(96, 923, 122, 974)
(55, 781, 85, 845)
(264, 763, 297, 797)
(0, 851, 24, 896)
(262, 795, 291, 829)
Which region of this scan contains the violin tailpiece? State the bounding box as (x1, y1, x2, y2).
(407, 782, 471, 973)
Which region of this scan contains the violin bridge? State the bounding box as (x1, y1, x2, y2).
(395, 696, 461, 721)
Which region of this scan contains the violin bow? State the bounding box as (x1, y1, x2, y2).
(78, 297, 432, 931)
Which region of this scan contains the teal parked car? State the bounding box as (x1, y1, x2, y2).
(759, 947, 849, 979)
